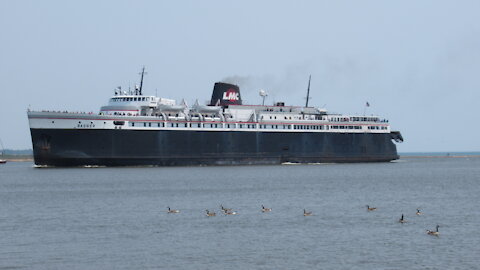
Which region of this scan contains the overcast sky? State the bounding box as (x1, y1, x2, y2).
(1, 0, 479, 152)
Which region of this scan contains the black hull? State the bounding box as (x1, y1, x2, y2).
(30, 129, 399, 167)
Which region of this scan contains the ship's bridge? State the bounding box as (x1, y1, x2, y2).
(100, 95, 159, 116)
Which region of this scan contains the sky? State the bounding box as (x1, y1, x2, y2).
(0, 0, 479, 152)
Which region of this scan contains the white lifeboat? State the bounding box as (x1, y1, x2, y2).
(158, 99, 187, 112)
(192, 99, 221, 113)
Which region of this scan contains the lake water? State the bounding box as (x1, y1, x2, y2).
(1, 157, 479, 269)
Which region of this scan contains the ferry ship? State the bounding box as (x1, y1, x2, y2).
(27, 69, 403, 166)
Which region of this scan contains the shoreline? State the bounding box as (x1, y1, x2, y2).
(401, 155, 480, 159)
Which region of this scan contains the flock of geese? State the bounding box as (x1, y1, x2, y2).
(167, 205, 440, 236)
(368, 205, 440, 236)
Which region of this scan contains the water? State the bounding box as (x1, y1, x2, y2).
(1, 157, 479, 269)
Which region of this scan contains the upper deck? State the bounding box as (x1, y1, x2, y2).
(27, 80, 393, 135)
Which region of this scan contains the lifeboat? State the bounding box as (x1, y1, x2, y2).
(158, 99, 187, 112)
(192, 99, 221, 113)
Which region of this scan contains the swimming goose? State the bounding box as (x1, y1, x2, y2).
(261, 205, 272, 212)
(398, 214, 406, 223)
(224, 209, 237, 215)
(167, 207, 180, 213)
(220, 205, 232, 212)
(416, 209, 422, 215)
(303, 209, 313, 216)
(206, 210, 216, 217)
(366, 205, 377, 211)
(427, 225, 440, 236)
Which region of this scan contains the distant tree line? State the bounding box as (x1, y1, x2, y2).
(2, 149, 33, 155)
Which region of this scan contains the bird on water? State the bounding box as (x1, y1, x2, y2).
(261, 205, 272, 212)
(303, 209, 312, 216)
(398, 214, 406, 223)
(366, 205, 377, 211)
(167, 207, 180, 213)
(206, 210, 216, 216)
(427, 225, 440, 236)
(224, 209, 237, 215)
(416, 209, 422, 215)
(220, 205, 232, 212)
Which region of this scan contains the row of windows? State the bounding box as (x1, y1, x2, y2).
(294, 125, 325, 130)
(128, 122, 388, 131)
(350, 117, 379, 122)
(368, 126, 388, 130)
(111, 97, 153, 102)
(330, 125, 362, 130)
(330, 117, 389, 123)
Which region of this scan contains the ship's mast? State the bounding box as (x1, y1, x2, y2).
(139, 66, 146, 96)
(0, 138, 4, 156)
(305, 75, 311, 107)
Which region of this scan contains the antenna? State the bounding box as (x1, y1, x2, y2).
(305, 75, 311, 107)
(0, 138, 4, 155)
(259, 89, 268, 106)
(138, 66, 147, 96)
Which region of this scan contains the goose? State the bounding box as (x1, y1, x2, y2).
(416, 209, 422, 215)
(167, 207, 179, 213)
(206, 210, 216, 217)
(303, 209, 313, 216)
(398, 214, 406, 223)
(261, 205, 272, 212)
(220, 205, 232, 212)
(366, 205, 377, 211)
(224, 209, 237, 215)
(427, 225, 440, 236)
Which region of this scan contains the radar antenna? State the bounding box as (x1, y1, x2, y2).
(259, 89, 268, 106)
(305, 75, 311, 107)
(138, 66, 147, 96)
